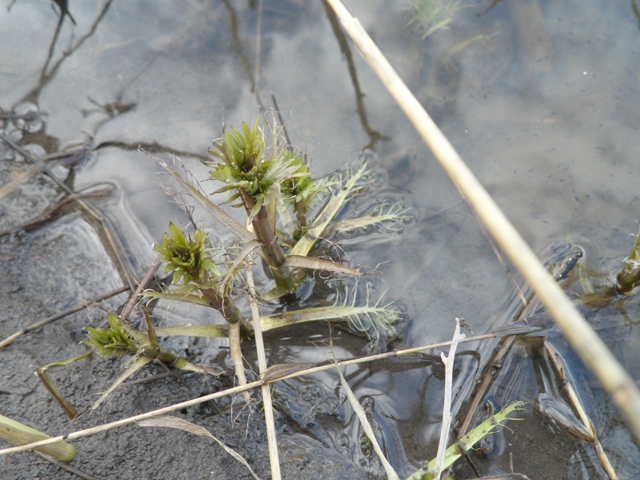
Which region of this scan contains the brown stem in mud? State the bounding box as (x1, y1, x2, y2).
(239, 188, 296, 292)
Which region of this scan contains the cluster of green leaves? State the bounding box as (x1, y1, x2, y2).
(280, 151, 324, 210)
(85, 313, 137, 358)
(616, 225, 640, 294)
(210, 117, 263, 176)
(207, 117, 277, 219)
(153, 222, 221, 284)
(206, 116, 325, 223)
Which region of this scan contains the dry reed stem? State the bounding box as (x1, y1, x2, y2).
(247, 255, 281, 480)
(324, 0, 640, 440)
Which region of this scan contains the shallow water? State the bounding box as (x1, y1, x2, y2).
(1, 0, 640, 478)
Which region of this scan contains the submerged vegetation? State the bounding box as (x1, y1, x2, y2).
(83, 114, 409, 397)
(406, 0, 462, 39)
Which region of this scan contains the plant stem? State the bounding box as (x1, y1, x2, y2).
(239, 189, 297, 292)
(294, 200, 307, 240)
(247, 258, 282, 479)
(228, 321, 251, 404)
(200, 288, 245, 326)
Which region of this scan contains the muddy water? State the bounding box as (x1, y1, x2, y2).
(1, 1, 640, 479)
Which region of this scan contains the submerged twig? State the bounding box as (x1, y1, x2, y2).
(0, 133, 137, 291)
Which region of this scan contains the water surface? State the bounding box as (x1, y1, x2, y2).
(1, 1, 640, 478)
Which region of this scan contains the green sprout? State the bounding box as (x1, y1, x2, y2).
(84, 311, 226, 409)
(280, 150, 333, 239)
(153, 222, 221, 284)
(208, 116, 282, 219)
(151, 223, 246, 326)
(616, 225, 640, 294)
(85, 313, 138, 358)
(206, 116, 301, 292)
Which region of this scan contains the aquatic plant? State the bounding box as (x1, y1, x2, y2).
(207, 116, 300, 292)
(80, 114, 409, 408)
(406, 0, 461, 39)
(144, 114, 408, 342)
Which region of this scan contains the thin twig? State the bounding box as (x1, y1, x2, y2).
(35, 451, 101, 480)
(434, 318, 462, 479)
(324, 0, 640, 440)
(254, 0, 263, 97)
(0, 286, 129, 350)
(120, 255, 162, 320)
